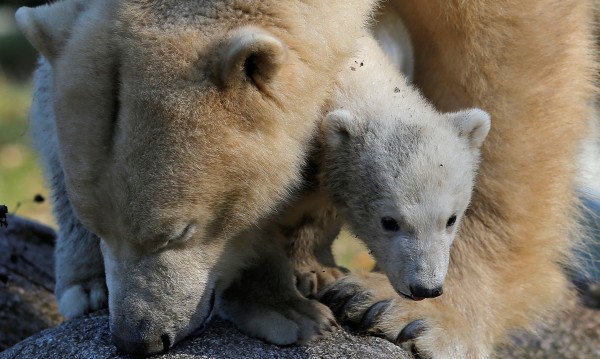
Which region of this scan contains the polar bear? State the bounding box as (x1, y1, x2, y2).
(314, 1, 598, 357)
(215, 36, 489, 348)
(15, 0, 375, 354)
(261, 36, 490, 300)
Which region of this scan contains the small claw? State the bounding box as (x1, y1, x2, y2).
(395, 319, 427, 345)
(357, 300, 392, 333)
(331, 291, 370, 323)
(318, 282, 360, 308)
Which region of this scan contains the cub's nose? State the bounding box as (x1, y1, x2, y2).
(112, 332, 170, 355)
(409, 285, 443, 299)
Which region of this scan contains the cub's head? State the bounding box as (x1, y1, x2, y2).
(16, 0, 373, 354)
(321, 107, 490, 300)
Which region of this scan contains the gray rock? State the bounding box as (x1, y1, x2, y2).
(0, 215, 62, 350)
(1, 311, 410, 359)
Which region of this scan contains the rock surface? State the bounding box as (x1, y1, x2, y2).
(0, 214, 62, 350)
(1, 311, 411, 359)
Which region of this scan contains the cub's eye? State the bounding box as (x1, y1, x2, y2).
(381, 217, 400, 232)
(446, 215, 457, 228)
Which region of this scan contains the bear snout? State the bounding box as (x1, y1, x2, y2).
(111, 330, 171, 356)
(409, 284, 443, 300)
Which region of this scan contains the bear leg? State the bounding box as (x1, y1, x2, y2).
(219, 247, 337, 345)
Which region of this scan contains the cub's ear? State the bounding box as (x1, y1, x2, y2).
(448, 108, 491, 149)
(217, 26, 288, 91)
(15, 0, 86, 60)
(321, 109, 363, 147)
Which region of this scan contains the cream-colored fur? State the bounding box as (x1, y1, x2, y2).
(268, 36, 489, 299)
(17, 0, 375, 354)
(315, 1, 598, 358)
(219, 35, 490, 349)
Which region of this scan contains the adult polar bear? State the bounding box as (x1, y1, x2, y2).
(16, 0, 597, 357)
(315, 1, 597, 358)
(15, 0, 376, 354)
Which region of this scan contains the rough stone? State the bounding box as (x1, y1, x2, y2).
(0, 214, 62, 350)
(0, 311, 411, 359)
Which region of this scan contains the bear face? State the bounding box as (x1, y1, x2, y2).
(318, 36, 490, 300)
(322, 108, 490, 300)
(17, 0, 375, 354)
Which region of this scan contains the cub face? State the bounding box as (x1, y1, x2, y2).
(322, 108, 490, 300)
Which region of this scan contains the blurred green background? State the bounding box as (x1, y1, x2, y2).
(0, 1, 54, 227)
(0, 2, 374, 271)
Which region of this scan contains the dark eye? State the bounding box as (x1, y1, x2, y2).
(381, 217, 400, 232)
(446, 215, 457, 228)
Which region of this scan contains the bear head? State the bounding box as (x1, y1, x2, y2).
(16, 0, 375, 354)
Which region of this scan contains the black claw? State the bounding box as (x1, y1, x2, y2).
(357, 300, 392, 333)
(331, 291, 371, 323)
(318, 282, 360, 308)
(328, 293, 357, 321)
(395, 319, 427, 345)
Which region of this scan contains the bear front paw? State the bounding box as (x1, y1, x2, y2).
(317, 273, 479, 358)
(57, 278, 107, 319)
(222, 292, 338, 345)
(294, 265, 348, 297)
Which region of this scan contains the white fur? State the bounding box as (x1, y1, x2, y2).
(321, 36, 490, 298)
(58, 285, 90, 319)
(372, 1, 414, 80)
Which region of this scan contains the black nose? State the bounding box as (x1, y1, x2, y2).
(112, 332, 170, 355)
(409, 285, 443, 299)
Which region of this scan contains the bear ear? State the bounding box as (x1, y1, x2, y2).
(217, 26, 288, 91)
(15, 1, 86, 61)
(448, 108, 491, 149)
(322, 109, 363, 147)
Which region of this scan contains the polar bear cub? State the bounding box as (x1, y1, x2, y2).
(286, 36, 491, 300)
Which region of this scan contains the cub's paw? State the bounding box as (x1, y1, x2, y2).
(57, 277, 108, 319)
(220, 251, 340, 345)
(317, 273, 477, 358)
(221, 289, 337, 345)
(295, 265, 348, 298)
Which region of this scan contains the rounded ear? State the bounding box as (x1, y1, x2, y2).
(217, 26, 288, 91)
(15, 0, 87, 61)
(321, 109, 362, 147)
(448, 108, 491, 149)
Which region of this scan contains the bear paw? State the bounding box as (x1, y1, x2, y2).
(58, 278, 108, 319)
(234, 297, 337, 345)
(222, 292, 338, 345)
(317, 273, 480, 358)
(295, 265, 348, 297)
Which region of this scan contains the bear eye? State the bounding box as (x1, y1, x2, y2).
(446, 215, 457, 228)
(381, 217, 400, 232)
